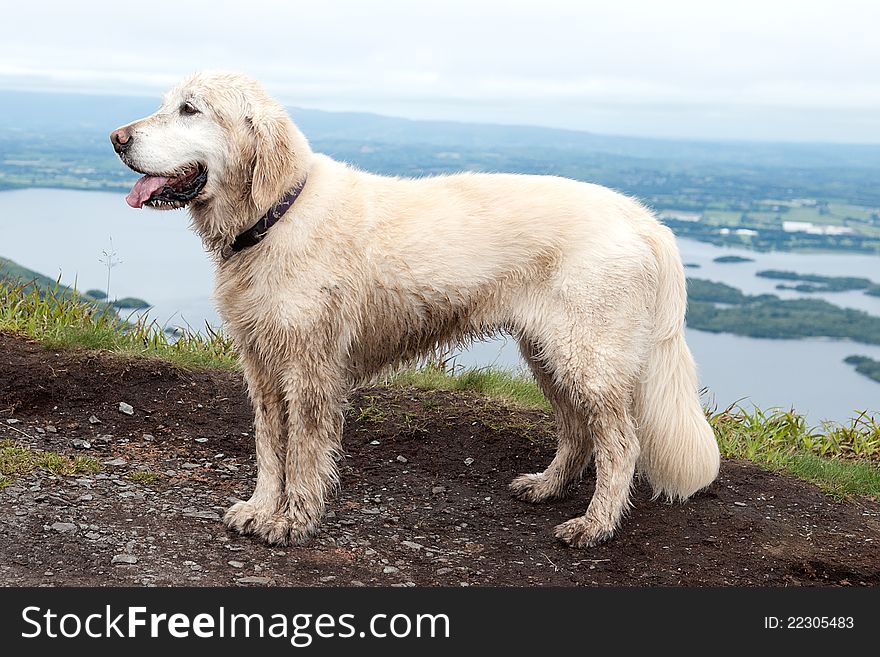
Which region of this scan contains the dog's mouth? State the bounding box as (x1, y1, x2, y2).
(125, 163, 208, 210)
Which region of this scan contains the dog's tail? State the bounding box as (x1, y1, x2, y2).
(633, 225, 720, 501)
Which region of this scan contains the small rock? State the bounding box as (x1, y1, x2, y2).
(46, 425, 57, 433)
(103, 458, 127, 467)
(195, 437, 208, 443)
(85, 532, 101, 540)
(6, 418, 21, 425)
(71, 439, 92, 450)
(369, 440, 380, 445)
(402, 540, 424, 550)
(228, 560, 245, 568)
(112, 554, 138, 565)
(77, 494, 93, 502)
(50, 522, 78, 534)
(88, 415, 102, 425)
(431, 486, 446, 494)
(734, 502, 747, 507)
(464, 457, 475, 466)
(181, 462, 201, 469)
(236, 576, 272, 586)
(319, 575, 336, 583)
(396, 455, 408, 463)
(436, 567, 453, 575)
(383, 566, 400, 574)
(350, 580, 365, 587)
(361, 508, 381, 515)
(184, 510, 221, 521)
(118, 402, 134, 416)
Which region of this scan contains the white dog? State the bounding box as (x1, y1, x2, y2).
(111, 71, 720, 548)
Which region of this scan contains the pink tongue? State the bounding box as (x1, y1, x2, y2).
(126, 175, 170, 208)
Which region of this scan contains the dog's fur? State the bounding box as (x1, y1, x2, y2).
(113, 71, 720, 548)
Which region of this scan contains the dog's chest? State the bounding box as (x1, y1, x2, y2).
(213, 255, 341, 347)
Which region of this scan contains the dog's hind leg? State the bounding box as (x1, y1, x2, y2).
(224, 348, 288, 537)
(554, 397, 640, 548)
(545, 337, 642, 547)
(510, 339, 593, 503)
(523, 296, 647, 547)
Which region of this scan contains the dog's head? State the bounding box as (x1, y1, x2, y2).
(111, 71, 309, 221)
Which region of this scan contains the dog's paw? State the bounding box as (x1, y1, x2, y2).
(223, 500, 268, 535)
(256, 515, 318, 547)
(553, 516, 614, 549)
(223, 501, 318, 546)
(509, 473, 560, 503)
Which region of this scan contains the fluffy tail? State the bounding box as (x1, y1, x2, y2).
(633, 226, 720, 500)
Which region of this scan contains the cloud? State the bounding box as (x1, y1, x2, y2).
(2, 0, 879, 141)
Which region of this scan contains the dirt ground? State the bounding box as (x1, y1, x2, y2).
(0, 332, 877, 587)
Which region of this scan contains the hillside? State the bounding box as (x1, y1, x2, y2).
(3, 90, 880, 257)
(0, 257, 67, 295)
(0, 332, 878, 587)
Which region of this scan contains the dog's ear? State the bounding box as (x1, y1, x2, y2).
(248, 107, 296, 209)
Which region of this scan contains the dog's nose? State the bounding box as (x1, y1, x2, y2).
(110, 128, 132, 153)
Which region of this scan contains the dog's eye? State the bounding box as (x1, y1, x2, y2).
(180, 101, 200, 116)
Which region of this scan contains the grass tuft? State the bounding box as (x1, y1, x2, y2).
(126, 470, 159, 485)
(709, 404, 880, 498)
(390, 366, 550, 410)
(0, 439, 101, 487)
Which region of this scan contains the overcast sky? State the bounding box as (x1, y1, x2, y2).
(2, 0, 879, 142)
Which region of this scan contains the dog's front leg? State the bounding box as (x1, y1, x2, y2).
(225, 350, 344, 546)
(276, 359, 346, 546)
(224, 349, 289, 540)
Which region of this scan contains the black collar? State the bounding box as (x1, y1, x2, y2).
(229, 175, 308, 255)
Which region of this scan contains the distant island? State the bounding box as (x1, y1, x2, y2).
(713, 255, 754, 264)
(844, 355, 880, 384)
(113, 297, 151, 310)
(686, 278, 880, 345)
(756, 270, 880, 296)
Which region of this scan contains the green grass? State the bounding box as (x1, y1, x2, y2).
(1, 273, 878, 499)
(0, 278, 238, 369)
(0, 439, 101, 488)
(390, 366, 550, 410)
(709, 406, 880, 498)
(126, 469, 159, 485)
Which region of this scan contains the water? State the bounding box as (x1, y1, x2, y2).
(677, 239, 880, 315)
(1, 187, 878, 423)
(0, 188, 219, 329)
(449, 333, 880, 425)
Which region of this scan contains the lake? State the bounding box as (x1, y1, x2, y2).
(1, 187, 878, 424)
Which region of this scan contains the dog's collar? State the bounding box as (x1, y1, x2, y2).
(229, 175, 308, 255)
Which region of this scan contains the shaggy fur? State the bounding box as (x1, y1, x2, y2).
(112, 71, 720, 548)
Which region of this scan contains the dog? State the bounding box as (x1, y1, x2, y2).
(111, 71, 720, 548)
